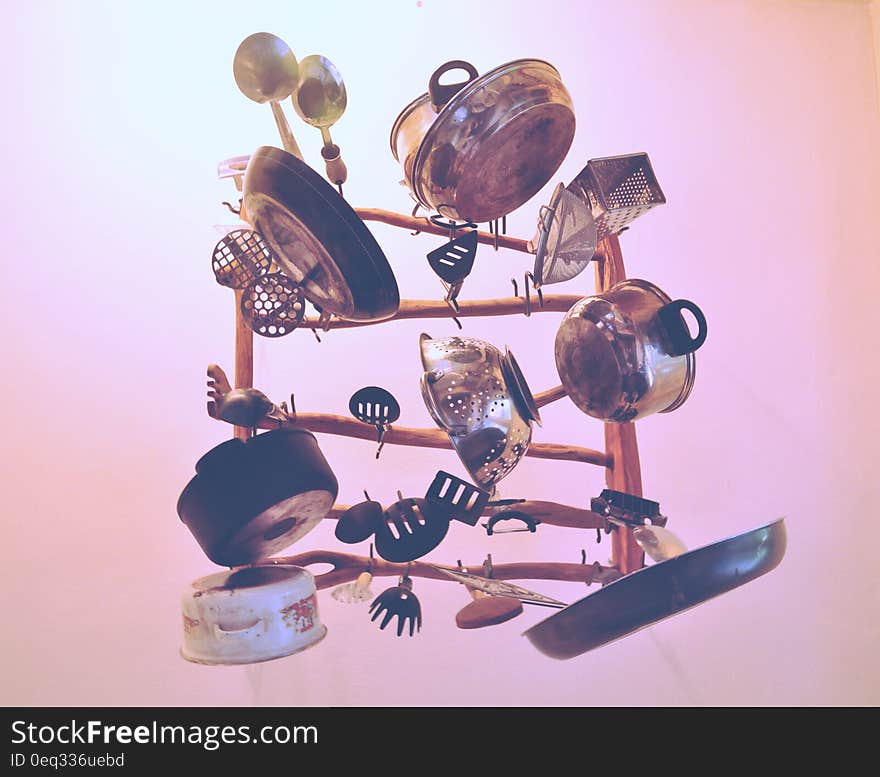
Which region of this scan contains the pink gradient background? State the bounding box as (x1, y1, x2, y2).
(1, 0, 878, 705)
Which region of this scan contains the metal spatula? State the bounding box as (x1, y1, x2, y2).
(240, 272, 306, 338)
(212, 229, 275, 290)
(374, 497, 450, 563)
(567, 153, 666, 240)
(424, 471, 490, 526)
(349, 386, 400, 458)
(427, 229, 478, 305)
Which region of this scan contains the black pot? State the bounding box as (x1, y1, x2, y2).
(177, 428, 338, 567)
(243, 145, 399, 323)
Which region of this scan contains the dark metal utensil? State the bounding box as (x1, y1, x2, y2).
(212, 229, 275, 290)
(348, 386, 401, 458)
(369, 574, 422, 637)
(374, 496, 450, 563)
(424, 471, 489, 526)
(590, 489, 668, 528)
(426, 229, 478, 306)
(240, 272, 306, 338)
(335, 494, 383, 544)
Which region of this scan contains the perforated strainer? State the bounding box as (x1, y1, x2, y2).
(418, 333, 539, 489)
(212, 229, 275, 290)
(567, 153, 666, 240)
(240, 272, 306, 338)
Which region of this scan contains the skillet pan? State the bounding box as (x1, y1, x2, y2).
(523, 518, 786, 660)
(243, 145, 399, 322)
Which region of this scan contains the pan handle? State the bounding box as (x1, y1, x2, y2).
(429, 60, 479, 111)
(657, 299, 708, 356)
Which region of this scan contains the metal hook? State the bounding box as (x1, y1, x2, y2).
(581, 549, 587, 565)
(510, 277, 519, 298)
(596, 528, 602, 544)
(310, 328, 321, 343)
(288, 394, 297, 416)
(221, 200, 241, 215)
(375, 424, 387, 459)
(482, 553, 494, 579)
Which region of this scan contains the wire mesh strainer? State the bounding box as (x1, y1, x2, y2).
(530, 183, 598, 288)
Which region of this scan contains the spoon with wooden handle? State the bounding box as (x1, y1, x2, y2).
(291, 55, 348, 191)
(456, 589, 523, 629)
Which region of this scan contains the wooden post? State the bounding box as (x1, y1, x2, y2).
(595, 235, 645, 575)
(233, 203, 255, 441)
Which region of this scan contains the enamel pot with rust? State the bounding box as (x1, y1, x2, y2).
(181, 565, 326, 665)
(177, 428, 338, 567)
(391, 59, 575, 223)
(554, 279, 708, 422)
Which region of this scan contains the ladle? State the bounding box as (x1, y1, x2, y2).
(292, 54, 348, 190)
(233, 32, 304, 159)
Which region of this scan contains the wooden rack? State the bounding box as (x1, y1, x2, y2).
(220, 208, 645, 590)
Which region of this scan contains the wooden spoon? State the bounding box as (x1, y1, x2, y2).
(455, 589, 523, 630)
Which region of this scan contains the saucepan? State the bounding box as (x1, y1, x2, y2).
(391, 59, 576, 223)
(548, 279, 708, 422)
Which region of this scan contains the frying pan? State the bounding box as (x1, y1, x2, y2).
(523, 518, 786, 660)
(243, 145, 399, 322)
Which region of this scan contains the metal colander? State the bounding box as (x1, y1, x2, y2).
(567, 153, 666, 240)
(418, 334, 539, 490)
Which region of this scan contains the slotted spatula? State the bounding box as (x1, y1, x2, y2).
(427, 229, 478, 305)
(424, 471, 490, 526)
(374, 496, 450, 563)
(349, 386, 401, 458)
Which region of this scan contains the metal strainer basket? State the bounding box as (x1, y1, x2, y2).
(567, 153, 666, 240)
(419, 334, 540, 489)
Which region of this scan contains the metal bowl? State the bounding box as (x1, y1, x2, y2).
(419, 334, 539, 489)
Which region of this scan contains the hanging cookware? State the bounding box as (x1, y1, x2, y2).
(212, 228, 275, 290)
(240, 272, 306, 338)
(419, 333, 540, 489)
(232, 33, 303, 159)
(523, 518, 787, 660)
(374, 495, 450, 563)
(424, 471, 490, 527)
(567, 153, 666, 240)
(177, 428, 338, 567)
(432, 566, 567, 608)
(243, 145, 400, 322)
(529, 182, 598, 288)
(391, 59, 576, 223)
(369, 573, 422, 637)
(348, 386, 401, 458)
(426, 229, 478, 305)
(455, 589, 523, 630)
(181, 565, 325, 665)
(554, 279, 708, 422)
(335, 495, 382, 544)
(291, 54, 348, 191)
